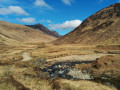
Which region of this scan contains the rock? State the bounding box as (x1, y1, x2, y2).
(67, 69, 92, 79)
(90, 75, 94, 79)
(82, 69, 88, 74)
(58, 65, 62, 68)
(101, 74, 108, 79)
(47, 69, 52, 72)
(58, 70, 64, 74)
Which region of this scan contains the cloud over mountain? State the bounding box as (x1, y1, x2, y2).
(49, 20, 82, 30)
(19, 17, 36, 23)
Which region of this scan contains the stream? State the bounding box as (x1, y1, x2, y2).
(46, 61, 93, 79)
(40, 60, 120, 90)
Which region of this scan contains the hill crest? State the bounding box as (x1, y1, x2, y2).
(26, 23, 61, 38)
(0, 20, 56, 43)
(54, 3, 120, 45)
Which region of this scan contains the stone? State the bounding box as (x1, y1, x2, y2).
(67, 69, 92, 79)
(82, 69, 88, 74)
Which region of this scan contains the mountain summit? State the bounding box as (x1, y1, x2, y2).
(26, 23, 61, 38)
(54, 3, 120, 45)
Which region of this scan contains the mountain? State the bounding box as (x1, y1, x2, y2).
(26, 23, 61, 38)
(0, 20, 56, 44)
(51, 31, 61, 38)
(54, 3, 120, 45)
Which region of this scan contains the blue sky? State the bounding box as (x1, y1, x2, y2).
(0, 0, 119, 35)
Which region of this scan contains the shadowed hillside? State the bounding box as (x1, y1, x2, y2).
(54, 3, 120, 45)
(26, 23, 61, 38)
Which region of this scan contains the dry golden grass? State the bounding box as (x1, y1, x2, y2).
(74, 55, 120, 80)
(10, 66, 52, 90)
(30, 44, 95, 59)
(0, 42, 53, 90)
(53, 79, 116, 90)
(0, 20, 56, 43)
(54, 4, 120, 45)
(96, 44, 120, 50)
(0, 38, 39, 65)
(0, 64, 52, 90)
(1, 17, 120, 90)
(0, 48, 23, 65)
(0, 41, 119, 90)
(0, 43, 97, 90)
(91, 55, 120, 79)
(0, 82, 16, 90)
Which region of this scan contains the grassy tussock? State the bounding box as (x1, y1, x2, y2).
(108, 50, 120, 54)
(0, 53, 23, 65)
(30, 44, 95, 59)
(96, 44, 120, 50)
(11, 66, 52, 90)
(52, 79, 117, 90)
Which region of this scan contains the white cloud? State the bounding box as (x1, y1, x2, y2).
(99, 0, 103, 2)
(39, 19, 45, 23)
(49, 20, 82, 30)
(0, 6, 29, 15)
(34, 0, 52, 9)
(39, 19, 52, 23)
(46, 20, 51, 23)
(19, 17, 36, 23)
(62, 0, 74, 5)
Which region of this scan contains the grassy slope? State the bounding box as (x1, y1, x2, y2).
(53, 79, 116, 90)
(0, 20, 56, 43)
(54, 3, 120, 45)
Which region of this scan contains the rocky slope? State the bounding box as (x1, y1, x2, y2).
(54, 3, 120, 45)
(0, 20, 56, 43)
(26, 23, 61, 38)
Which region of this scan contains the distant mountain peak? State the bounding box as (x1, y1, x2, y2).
(35, 23, 43, 26)
(25, 24, 61, 38)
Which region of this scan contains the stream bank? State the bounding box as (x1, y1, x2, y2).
(33, 55, 120, 90)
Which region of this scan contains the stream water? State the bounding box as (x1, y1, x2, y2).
(42, 61, 92, 78)
(40, 60, 120, 90)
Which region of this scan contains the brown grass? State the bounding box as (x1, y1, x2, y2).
(11, 66, 52, 90)
(91, 55, 120, 79)
(30, 44, 95, 59)
(52, 79, 116, 90)
(54, 3, 120, 45)
(0, 41, 120, 90)
(0, 20, 56, 43)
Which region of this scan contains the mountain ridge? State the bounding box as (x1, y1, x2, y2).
(26, 23, 61, 38)
(54, 3, 120, 45)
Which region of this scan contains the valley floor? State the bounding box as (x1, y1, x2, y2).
(0, 43, 120, 90)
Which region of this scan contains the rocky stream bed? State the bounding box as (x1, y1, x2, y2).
(34, 57, 120, 90)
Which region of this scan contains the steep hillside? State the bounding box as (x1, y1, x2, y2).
(26, 23, 61, 38)
(54, 3, 120, 45)
(0, 20, 56, 43)
(0, 34, 21, 47)
(51, 30, 61, 38)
